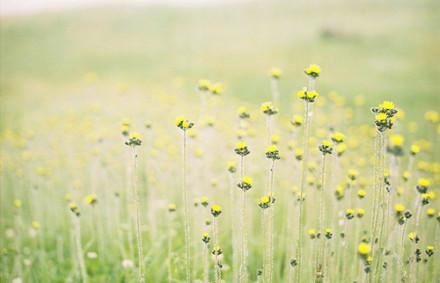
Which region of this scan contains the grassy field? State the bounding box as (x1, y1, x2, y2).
(0, 0, 439, 282)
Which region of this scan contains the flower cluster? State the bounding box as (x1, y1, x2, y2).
(319, 140, 333, 155)
(304, 64, 321, 78)
(202, 232, 210, 244)
(258, 194, 276, 209)
(69, 202, 80, 217)
(125, 132, 142, 147)
(416, 178, 430, 193)
(265, 145, 281, 160)
(237, 176, 253, 191)
(212, 245, 223, 256)
(261, 102, 279, 115)
(296, 87, 319, 103)
(211, 205, 222, 217)
(324, 228, 333, 239)
(176, 116, 194, 130)
(345, 209, 355, 220)
(372, 101, 398, 132)
(426, 246, 434, 257)
(238, 106, 250, 119)
(408, 232, 420, 243)
(234, 141, 250, 156)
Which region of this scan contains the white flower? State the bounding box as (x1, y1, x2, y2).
(87, 252, 98, 259)
(12, 278, 23, 283)
(122, 259, 134, 269)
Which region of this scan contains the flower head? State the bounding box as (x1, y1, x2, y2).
(291, 115, 303, 127)
(358, 243, 371, 256)
(201, 197, 209, 207)
(308, 229, 316, 239)
(125, 132, 142, 147)
(69, 202, 80, 217)
(198, 79, 211, 91)
(168, 203, 176, 212)
(234, 141, 250, 156)
(258, 194, 275, 209)
(304, 64, 321, 78)
(426, 208, 436, 218)
(85, 193, 98, 206)
(372, 101, 398, 132)
(202, 232, 210, 244)
(211, 205, 222, 217)
(212, 245, 223, 256)
(227, 160, 237, 173)
(294, 148, 303, 161)
(426, 245, 434, 256)
(238, 106, 250, 119)
(175, 116, 194, 130)
(336, 143, 346, 157)
(416, 178, 430, 193)
(238, 176, 253, 191)
(297, 87, 319, 103)
(335, 185, 345, 200)
(348, 169, 358, 180)
(31, 221, 40, 230)
(424, 110, 439, 124)
(210, 83, 223, 96)
(408, 232, 419, 243)
(394, 203, 405, 214)
(319, 140, 333, 155)
(265, 145, 281, 160)
(345, 209, 355, 219)
(271, 134, 280, 145)
(269, 67, 282, 79)
(261, 102, 279, 115)
(410, 144, 420, 155)
(331, 132, 345, 143)
(324, 228, 333, 239)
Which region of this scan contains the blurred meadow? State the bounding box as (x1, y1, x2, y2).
(0, 0, 439, 282)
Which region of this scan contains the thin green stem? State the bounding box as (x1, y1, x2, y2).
(132, 147, 145, 283)
(182, 130, 192, 283)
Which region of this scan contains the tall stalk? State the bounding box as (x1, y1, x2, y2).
(132, 147, 145, 283)
(267, 160, 276, 283)
(296, 100, 311, 282)
(213, 216, 221, 283)
(316, 154, 327, 282)
(72, 214, 87, 283)
(181, 130, 192, 283)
